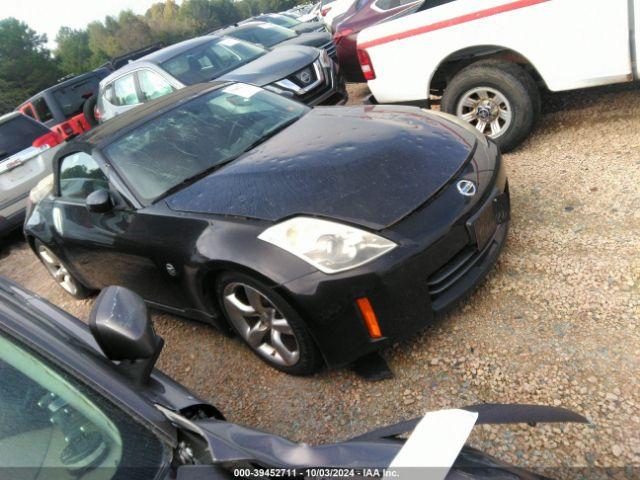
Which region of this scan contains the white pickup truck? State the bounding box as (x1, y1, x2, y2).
(357, 0, 639, 151)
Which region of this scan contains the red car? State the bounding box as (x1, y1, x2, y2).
(17, 69, 110, 141)
(16, 43, 165, 141)
(334, 0, 421, 82)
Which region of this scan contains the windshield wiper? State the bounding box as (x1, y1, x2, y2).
(153, 161, 233, 203)
(239, 116, 301, 152)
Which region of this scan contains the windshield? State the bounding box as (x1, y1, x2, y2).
(0, 116, 49, 161)
(265, 14, 300, 28)
(104, 84, 309, 203)
(232, 24, 297, 48)
(160, 38, 266, 85)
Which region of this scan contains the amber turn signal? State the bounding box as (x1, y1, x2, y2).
(356, 297, 382, 339)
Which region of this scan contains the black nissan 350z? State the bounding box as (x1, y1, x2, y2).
(24, 82, 510, 375)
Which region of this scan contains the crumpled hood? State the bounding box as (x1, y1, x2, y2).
(166, 105, 478, 230)
(181, 404, 587, 474)
(218, 45, 318, 86)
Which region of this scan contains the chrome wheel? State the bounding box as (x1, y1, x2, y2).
(222, 282, 300, 367)
(456, 87, 513, 139)
(38, 245, 78, 296)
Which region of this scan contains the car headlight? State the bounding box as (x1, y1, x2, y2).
(258, 217, 397, 274)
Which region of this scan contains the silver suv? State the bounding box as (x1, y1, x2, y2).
(0, 113, 61, 236)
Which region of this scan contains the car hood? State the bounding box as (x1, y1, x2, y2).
(293, 20, 325, 33)
(277, 31, 331, 48)
(166, 106, 478, 230)
(218, 45, 318, 86)
(182, 404, 586, 474)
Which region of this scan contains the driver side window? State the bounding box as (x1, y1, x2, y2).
(0, 333, 167, 479)
(59, 152, 108, 201)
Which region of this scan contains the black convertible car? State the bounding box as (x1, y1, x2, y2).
(25, 82, 510, 375)
(0, 276, 588, 479)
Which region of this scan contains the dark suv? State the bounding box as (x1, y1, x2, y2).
(96, 35, 347, 122)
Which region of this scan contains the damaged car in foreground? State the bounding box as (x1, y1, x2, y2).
(0, 277, 588, 479)
(25, 82, 510, 375)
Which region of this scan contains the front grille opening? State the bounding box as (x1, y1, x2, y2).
(289, 65, 318, 89)
(427, 246, 479, 297)
(427, 190, 508, 300)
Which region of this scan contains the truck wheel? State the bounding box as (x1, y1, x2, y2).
(441, 60, 540, 152)
(83, 95, 99, 127)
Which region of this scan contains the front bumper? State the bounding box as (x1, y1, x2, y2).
(277, 147, 509, 367)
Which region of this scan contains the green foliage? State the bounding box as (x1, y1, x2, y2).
(0, 18, 60, 113)
(0, 78, 29, 115)
(55, 27, 93, 75)
(0, 0, 311, 113)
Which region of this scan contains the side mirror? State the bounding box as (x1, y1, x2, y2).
(89, 286, 164, 385)
(86, 189, 113, 213)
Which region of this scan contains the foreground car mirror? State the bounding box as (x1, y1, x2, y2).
(86, 189, 114, 213)
(89, 286, 164, 384)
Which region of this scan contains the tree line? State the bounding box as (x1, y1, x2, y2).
(0, 0, 305, 114)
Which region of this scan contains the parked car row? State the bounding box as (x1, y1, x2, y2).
(95, 34, 346, 122)
(2, 18, 349, 239)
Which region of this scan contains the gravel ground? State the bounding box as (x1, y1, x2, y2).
(1, 82, 639, 479)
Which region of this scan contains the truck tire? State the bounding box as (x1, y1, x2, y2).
(83, 95, 99, 127)
(441, 60, 540, 152)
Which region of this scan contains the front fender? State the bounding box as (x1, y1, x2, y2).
(182, 218, 318, 323)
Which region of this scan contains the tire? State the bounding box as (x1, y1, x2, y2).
(215, 271, 323, 375)
(83, 95, 99, 128)
(35, 240, 91, 299)
(441, 60, 541, 153)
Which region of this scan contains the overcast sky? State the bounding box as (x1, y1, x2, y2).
(2, 0, 164, 48)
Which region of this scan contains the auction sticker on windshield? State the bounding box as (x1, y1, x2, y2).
(220, 37, 240, 46)
(224, 83, 262, 98)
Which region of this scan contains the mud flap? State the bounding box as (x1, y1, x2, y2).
(351, 351, 394, 381)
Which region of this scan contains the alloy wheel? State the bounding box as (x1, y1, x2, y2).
(456, 87, 513, 138)
(222, 282, 300, 367)
(38, 246, 78, 296)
